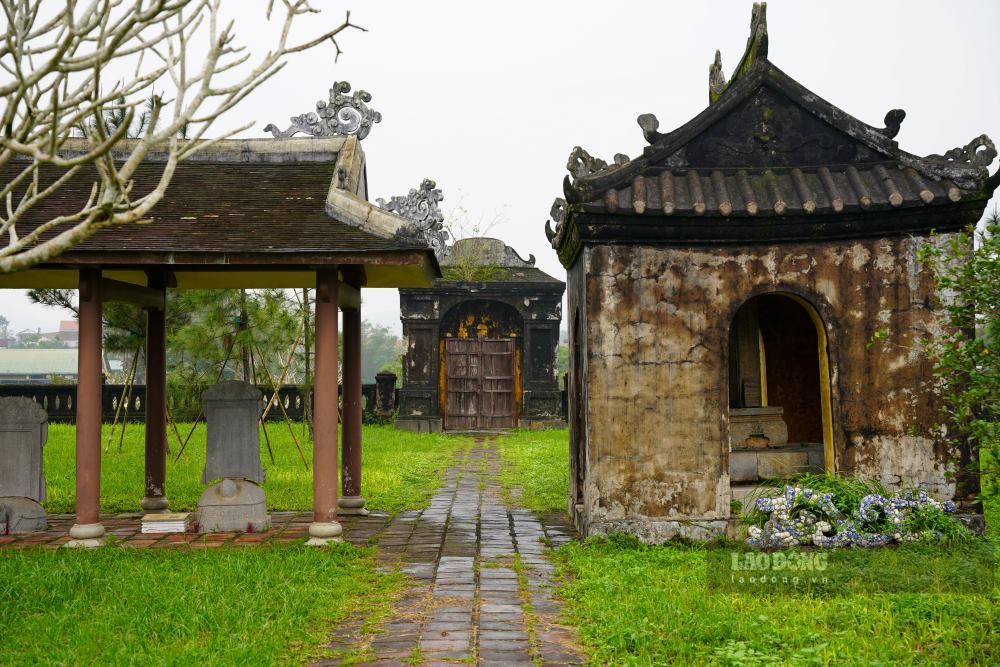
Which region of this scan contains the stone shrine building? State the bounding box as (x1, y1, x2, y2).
(398, 232, 565, 432)
(546, 4, 998, 541)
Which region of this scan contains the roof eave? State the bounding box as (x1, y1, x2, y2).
(562, 199, 986, 247)
(564, 57, 993, 201)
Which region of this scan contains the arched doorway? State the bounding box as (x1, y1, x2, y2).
(439, 300, 523, 430)
(728, 293, 834, 490)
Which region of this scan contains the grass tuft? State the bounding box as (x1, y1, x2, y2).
(553, 524, 1000, 665)
(0, 543, 402, 666)
(494, 429, 569, 513)
(490, 428, 1000, 664)
(42, 423, 470, 513)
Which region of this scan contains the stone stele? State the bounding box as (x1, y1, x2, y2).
(0, 397, 48, 532)
(198, 381, 270, 533)
(201, 381, 265, 485)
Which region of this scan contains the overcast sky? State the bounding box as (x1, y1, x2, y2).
(2, 0, 998, 335)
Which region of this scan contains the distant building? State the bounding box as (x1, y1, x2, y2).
(54, 320, 80, 348)
(11, 321, 78, 349)
(0, 349, 79, 384)
(15, 328, 40, 345)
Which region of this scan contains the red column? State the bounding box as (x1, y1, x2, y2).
(338, 305, 366, 514)
(308, 268, 342, 544)
(67, 268, 106, 547)
(141, 278, 168, 511)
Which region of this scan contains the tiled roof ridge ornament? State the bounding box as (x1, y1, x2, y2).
(637, 113, 664, 144)
(566, 146, 630, 180)
(264, 81, 382, 139)
(881, 109, 906, 140)
(927, 134, 998, 168)
(709, 2, 768, 105)
(545, 198, 566, 244)
(708, 50, 727, 103)
(377, 179, 450, 261)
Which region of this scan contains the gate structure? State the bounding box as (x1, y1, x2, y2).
(398, 237, 565, 433)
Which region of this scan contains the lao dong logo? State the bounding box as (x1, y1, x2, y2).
(727, 551, 830, 588)
(730, 551, 829, 572)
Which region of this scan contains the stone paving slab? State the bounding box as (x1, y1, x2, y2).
(316, 439, 585, 666)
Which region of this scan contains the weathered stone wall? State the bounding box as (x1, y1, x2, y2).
(578, 234, 974, 541)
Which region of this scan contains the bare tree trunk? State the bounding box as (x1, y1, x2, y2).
(239, 289, 251, 383)
(303, 287, 314, 437)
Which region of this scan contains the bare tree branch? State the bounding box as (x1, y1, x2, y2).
(0, 0, 362, 273)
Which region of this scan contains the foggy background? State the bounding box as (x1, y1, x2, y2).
(1, 0, 997, 335)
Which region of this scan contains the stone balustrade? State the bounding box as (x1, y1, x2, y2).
(0, 376, 398, 423)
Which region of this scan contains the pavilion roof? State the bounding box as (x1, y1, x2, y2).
(546, 3, 999, 267)
(1, 137, 440, 290)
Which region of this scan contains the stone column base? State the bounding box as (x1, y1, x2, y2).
(140, 496, 170, 512)
(65, 522, 106, 548)
(306, 520, 343, 546)
(337, 495, 368, 515)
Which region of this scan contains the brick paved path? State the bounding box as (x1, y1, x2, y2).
(0, 510, 375, 549)
(317, 439, 584, 666)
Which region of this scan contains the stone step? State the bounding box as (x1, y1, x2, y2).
(729, 442, 824, 483)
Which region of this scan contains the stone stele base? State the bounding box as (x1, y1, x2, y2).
(198, 478, 270, 533)
(337, 495, 369, 515)
(306, 520, 343, 546)
(0, 496, 47, 533)
(64, 522, 107, 548)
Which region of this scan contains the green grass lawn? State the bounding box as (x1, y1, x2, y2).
(495, 428, 570, 513)
(495, 428, 1000, 666)
(0, 543, 401, 666)
(43, 423, 470, 513)
(3, 422, 468, 666)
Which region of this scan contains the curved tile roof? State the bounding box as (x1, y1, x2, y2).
(546, 3, 998, 267)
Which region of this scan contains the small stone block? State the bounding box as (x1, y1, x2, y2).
(729, 451, 758, 482)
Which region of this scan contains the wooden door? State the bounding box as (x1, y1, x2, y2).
(444, 337, 515, 430)
(479, 338, 515, 429)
